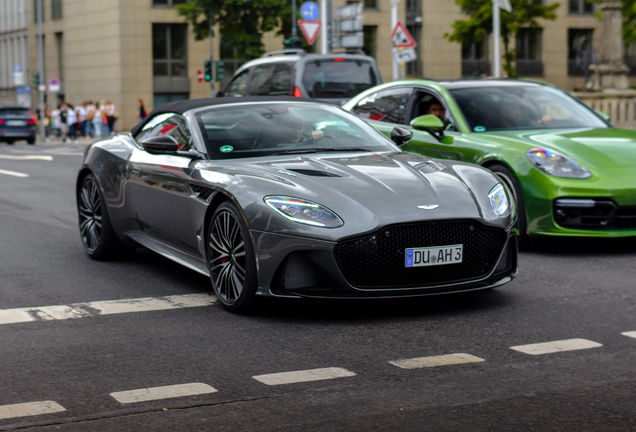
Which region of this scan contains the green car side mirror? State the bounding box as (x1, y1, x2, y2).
(410, 114, 446, 141)
(595, 109, 611, 123)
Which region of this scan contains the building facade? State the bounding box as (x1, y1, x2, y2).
(25, 0, 636, 131)
(0, 0, 29, 106)
(27, 0, 217, 131)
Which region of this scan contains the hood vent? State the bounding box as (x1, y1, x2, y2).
(288, 169, 341, 177)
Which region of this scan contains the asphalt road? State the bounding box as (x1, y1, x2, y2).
(1, 142, 636, 431)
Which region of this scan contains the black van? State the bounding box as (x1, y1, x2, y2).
(218, 50, 382, 105)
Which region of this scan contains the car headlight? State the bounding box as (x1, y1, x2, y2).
(264, 196, 344, 228)
(526, 148, 592, 179)
(488, 183, 511, 217)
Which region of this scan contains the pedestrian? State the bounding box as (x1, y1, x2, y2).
(67, 103, 78, 143)
(76, 103, 87, 138)
(92, 102, 103, 137)
(84, 101, 95, 137)
(59, 103, 68, 142)
(106, 100, 117, 133)
(100, 100, 110, 136)
(138, 99, 147, 124)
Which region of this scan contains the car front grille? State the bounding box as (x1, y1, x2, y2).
(334, 221, 508, 289)
(554, 198, 636, 230)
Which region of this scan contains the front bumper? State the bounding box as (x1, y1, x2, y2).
(251, 220, 518, 299)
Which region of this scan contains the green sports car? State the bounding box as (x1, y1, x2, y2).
(342, 79, 636, 244)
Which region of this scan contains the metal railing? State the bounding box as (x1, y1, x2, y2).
(516, 60, 544, 76)
(461, 60, 490, 77)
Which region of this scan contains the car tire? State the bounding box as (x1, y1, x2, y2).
(207, 201, 258, 313)
(77, 173, 135, 260)
(27, 138, 35, 145)
(488, 163, 531, 248)
(6, 140, 14, 145)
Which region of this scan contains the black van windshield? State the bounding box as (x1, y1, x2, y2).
(303, 60, 378, 99)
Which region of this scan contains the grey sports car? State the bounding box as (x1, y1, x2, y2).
(76, 97, 518, 313)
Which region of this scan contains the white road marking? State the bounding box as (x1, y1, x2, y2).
(621, 331, 636, 339)
(0, 293, 217, 326)
(0, 155, 53, 161)
(511, 338, 602, 355)
(0, 168, 28, 177)
(389, 353, 485, 369)
(0, 401, 66, 420)
(110, 383, 217, 404)
(253, 367, 356, 386)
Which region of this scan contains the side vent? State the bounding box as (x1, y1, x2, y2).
(288, 169, 341, 177)
(190, 184, 215, 201)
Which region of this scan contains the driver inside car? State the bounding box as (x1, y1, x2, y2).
(280, 115, 324, 144)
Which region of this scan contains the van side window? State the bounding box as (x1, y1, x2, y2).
(226, 70, 249, 97)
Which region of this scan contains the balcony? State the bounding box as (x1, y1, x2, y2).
(516, 60, 544, 76)
(461, 60, 490, 77)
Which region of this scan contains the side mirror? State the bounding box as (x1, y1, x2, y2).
(391, 127, 413, 146)
(410, 114, 445, 141)
(595, 109, 611, 123)
(141, 135, 180, 155)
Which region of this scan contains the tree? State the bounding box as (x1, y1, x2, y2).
(445, 0, 560, 77)
(177, 0, 295, 61)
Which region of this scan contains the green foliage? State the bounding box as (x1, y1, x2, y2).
(591, 0, 636, 44)
(445, 0, 559, 77)
(177, 0, 290, 60)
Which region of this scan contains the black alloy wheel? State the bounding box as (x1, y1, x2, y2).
(488, 163, 530, 248)
(78, 174, 134, 260)
(208, 201, 258, 313)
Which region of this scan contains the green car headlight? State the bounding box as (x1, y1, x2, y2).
(488, 183, 511, 217)
(264, 196, 344, 228)
(526, 148, 592, 179)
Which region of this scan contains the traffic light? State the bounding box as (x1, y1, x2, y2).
(283, 37, 302, 49)
(204, 60, 212, 82)
(214, 61, 225, 82)
(32, 72, 40, 87)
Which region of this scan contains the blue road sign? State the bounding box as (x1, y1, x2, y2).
(301, 1, 319, 22)
(13, 65, 22, 73)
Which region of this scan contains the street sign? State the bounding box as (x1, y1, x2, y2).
(333, 2, 363, 50)
(300, 1, 319, 21)
(38, 84, 47, 92)
(13, 65, 24, 86)
(298, 20, 321, 45)
(392, 47, 417, 64)
(197, 69, 204, 83)
(49, 77, 60, 93)
(391, 22, 416, 48)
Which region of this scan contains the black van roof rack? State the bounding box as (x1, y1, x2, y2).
(262, 49, 307, 57)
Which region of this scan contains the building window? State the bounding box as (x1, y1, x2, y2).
(152, 0, 187, 6)
(153, 93, 188, 109)
(51, 0, 62, 20)
(626, 43, 636, 76)
(363, 0, 378, 10)
(569, 0, 594, 15)
(152, 24, 188, 77)
(33, 0, 44, 23)
(363, 26, 377, 58)
(462, 39, 490, 77)
(516, 28, 543, 76)
(568, 29, 594, 76)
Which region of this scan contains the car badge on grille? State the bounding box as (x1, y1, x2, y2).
(417, 205, 439, 210)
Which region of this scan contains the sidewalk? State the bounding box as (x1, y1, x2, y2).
(35, 135, 109, 145)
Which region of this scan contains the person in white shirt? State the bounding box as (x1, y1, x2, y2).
(67, 104, 78, 143)
(76, 104, 87, 137)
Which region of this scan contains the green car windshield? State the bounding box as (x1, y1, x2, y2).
(195, 103, 395, 159)
(450, 85, 608, 132)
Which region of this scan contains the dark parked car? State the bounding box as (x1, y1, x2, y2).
(77, 97, 517, 313)
(0, 106, 37, 144)
(218, 49, 382, 105)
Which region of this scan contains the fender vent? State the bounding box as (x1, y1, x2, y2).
(288, 169, 341, 177)
(190, 184, 215, 201)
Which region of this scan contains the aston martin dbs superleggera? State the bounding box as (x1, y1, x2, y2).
(77, 97, 518, 312)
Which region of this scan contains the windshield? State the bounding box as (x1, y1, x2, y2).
(195, 102, 396, 159)
(302, 60, 378, 99)
(449, 85, 608, 132)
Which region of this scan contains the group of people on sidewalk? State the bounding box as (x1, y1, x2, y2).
(43, 100, 118, 143)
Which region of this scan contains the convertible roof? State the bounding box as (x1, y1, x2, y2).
(131, 96, 320, 136)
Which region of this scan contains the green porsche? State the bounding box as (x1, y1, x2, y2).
(342, 79, 636, 245)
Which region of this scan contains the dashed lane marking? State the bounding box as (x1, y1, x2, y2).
(0, 168, 28, 178)
(511, 338, 602, 355)
(0, 293, 217, 326)
(0, 401, 66, 420)
(389, 353, 485, 369)
(622, 331, 636, 339)
(0, 155, 53, 161)
(253, 367, 356, 386)
(110, 383, 217, 404)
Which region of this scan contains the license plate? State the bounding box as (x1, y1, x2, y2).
(405, 244, 463, 267)
(6, 120, 26, 126)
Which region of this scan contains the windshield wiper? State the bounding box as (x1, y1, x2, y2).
(274, 148, 372, 155)
(274, 149, 318, 155)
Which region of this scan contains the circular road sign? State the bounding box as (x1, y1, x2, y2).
(301, 1, 319, 22)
